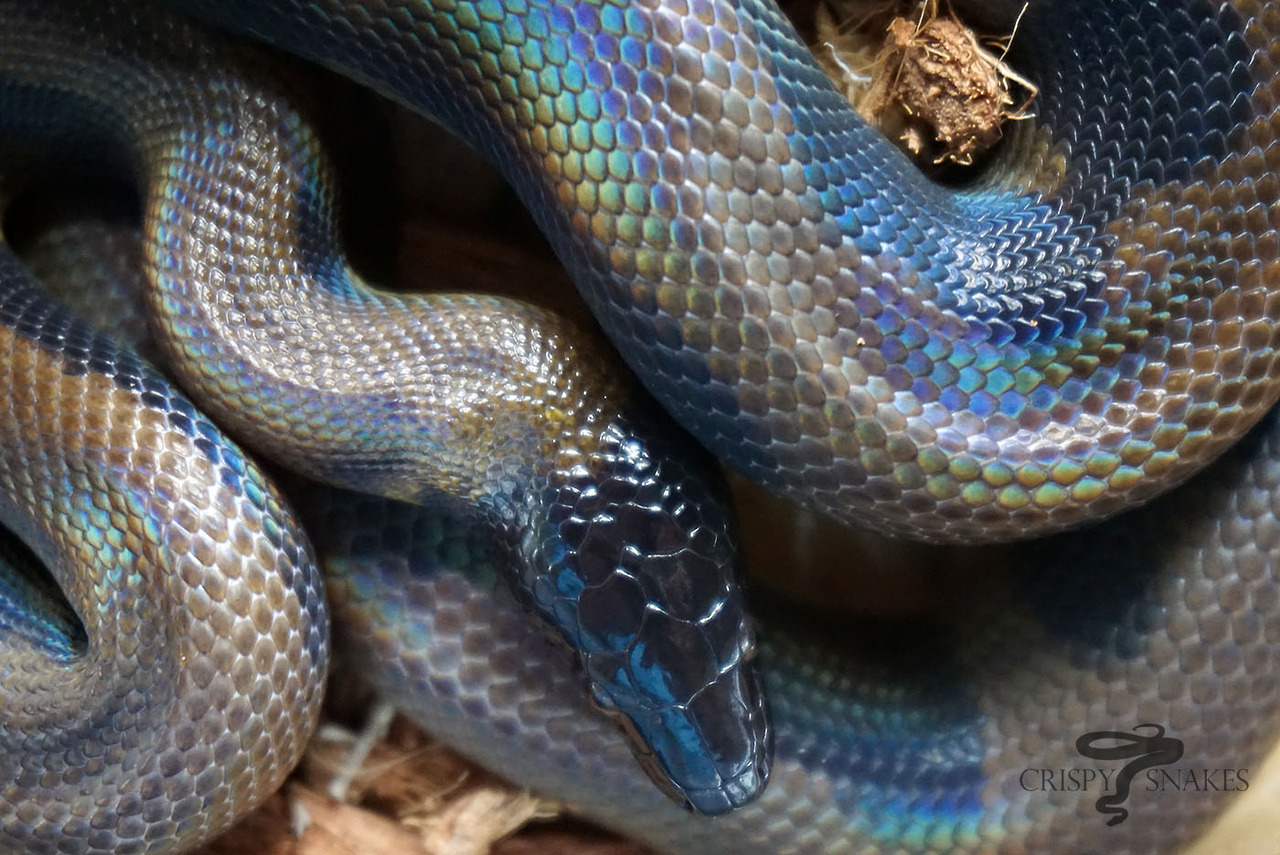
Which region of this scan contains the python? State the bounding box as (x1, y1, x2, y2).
(0, 0, 1276, 854)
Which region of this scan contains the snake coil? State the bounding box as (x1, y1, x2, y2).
(0, 0, 1279, 853)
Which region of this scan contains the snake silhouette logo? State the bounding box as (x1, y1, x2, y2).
(1075, 724, 1184, 826)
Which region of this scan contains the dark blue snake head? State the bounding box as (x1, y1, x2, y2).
(511, 416, 770, 815)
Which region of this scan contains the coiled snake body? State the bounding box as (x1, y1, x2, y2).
(0, 0, 1279, 852)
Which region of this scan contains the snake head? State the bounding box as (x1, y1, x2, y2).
(507, 415, 771, 815)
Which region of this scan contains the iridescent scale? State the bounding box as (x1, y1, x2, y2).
(0, 0, 1279, 853)
(176, 0, 1280, 540)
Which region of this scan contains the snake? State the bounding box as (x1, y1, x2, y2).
(0, 0, 1278, 852)
(0, 0, 769, 832)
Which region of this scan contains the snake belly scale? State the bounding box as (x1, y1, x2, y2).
(0, 0, 1279, 853)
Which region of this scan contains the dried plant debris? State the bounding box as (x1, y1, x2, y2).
(300, 715, 563, 855)
(196, 712, 648, 855)
(816, 0, 1036, 166)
